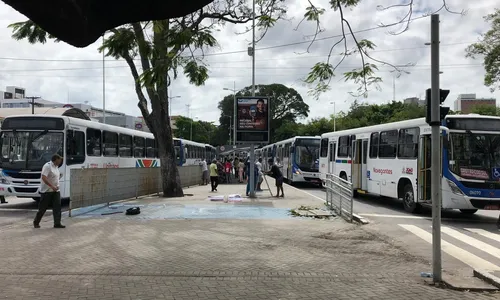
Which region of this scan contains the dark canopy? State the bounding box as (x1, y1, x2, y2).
(2, 0, 213, 47)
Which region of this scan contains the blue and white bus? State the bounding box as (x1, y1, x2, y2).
(319, 114, 500, 214)
(260, 136, 321, 185)
(0, 114, 214, 201)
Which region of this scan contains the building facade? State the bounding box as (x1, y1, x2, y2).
(403, 97, 425, 106)
(453, 93, 497, 114)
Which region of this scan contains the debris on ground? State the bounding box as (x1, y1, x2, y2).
(290, 205, 335, 219)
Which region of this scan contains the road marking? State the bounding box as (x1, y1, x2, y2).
(442, 226, 500, 260)
(359, 213, 426, 219)
(465, 228, 500, 243)
(399, 224, 500, 271)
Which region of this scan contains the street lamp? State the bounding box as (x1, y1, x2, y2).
(168, 95, 181, 116)
(223, 81, 238, 146)
(191, 116, 199, 141)
(329, 102, 336, 132)
(223, 114, 233, 144)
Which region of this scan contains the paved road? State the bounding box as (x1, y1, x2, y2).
(0, 184, 498, 298)
(294, 184, 500, 279)
(0, 196, 69, 227)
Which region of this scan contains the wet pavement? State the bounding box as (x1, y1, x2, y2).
(73, 202, 295, 220)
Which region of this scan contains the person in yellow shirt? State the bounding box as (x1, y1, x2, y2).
(209, 159, 219, 192)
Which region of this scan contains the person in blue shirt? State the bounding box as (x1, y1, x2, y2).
(245, 158, 259, 196)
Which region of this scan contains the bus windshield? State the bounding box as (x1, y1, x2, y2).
(448, 132, 500, 181)
(0, 131, 64, 170)
(294, 139, 320, 172)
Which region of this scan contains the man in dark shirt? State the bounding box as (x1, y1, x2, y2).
(265, 159, 284, 197)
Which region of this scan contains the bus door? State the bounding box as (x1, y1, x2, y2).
(328, 141, 336, 174)
(418, 134, 432, 202)
(361, 139, 368, 190)
(351, 139, 362, 189)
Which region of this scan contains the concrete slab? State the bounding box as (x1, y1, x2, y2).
(474, 269, 500, 289)
(309, 209, 335, 217)
(442, 273, 499, 291)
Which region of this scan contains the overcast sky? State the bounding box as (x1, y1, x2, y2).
(0, 0, 497, 124)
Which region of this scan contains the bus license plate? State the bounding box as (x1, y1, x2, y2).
(484, 205, 500, 210)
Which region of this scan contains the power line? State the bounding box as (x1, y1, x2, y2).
(0, 14, 471, 63)
(1, 64, 486, 79)
(0, 62, 484, 73)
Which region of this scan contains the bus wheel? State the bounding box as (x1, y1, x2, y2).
(402, 184, 420, 213)
(459, 209, 478, 215)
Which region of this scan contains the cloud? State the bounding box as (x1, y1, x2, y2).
(0, 0, 498, 126)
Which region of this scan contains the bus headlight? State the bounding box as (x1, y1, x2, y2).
(446, 179, 464, 196)
(0, 172, 10, 184)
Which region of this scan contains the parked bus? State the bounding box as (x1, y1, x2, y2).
(0, 114, 214, 201)
(319, 114, 500, 214)
(261, 136, 321, 185)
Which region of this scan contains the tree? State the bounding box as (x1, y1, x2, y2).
(466, 9, 500, 92)
(173, 116, 217, 144)
(9, 2, 286, 197)
(217, 83, 309, 143)
(471, 104, 498, 116)
(301, 1, 465, 98)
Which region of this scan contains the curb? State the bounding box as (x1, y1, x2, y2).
(352, 213, 369, 225)
(474, 269, 500, 289)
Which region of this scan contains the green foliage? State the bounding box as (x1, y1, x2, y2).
(301, 0, 461, 98)
(217, 83, 310, 143)
(470, 104, 499, 116)
(275, 101, 427, 141)
(173, 116, 218, 144)
(466, 9, 500, 92)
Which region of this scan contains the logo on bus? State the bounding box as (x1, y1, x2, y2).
(402, 167, 413, 175)
(469, 190, 481, 196)
(373, 168, 392, 175)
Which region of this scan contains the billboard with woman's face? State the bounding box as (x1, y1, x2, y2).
(235, 96, 270, 144)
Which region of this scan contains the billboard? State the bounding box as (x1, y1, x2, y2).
(235, 96, 270, 144)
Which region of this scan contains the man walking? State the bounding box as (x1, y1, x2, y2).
(255, 158, 263, 192)
(0, 196, 7, 204)
(209, 159, 219, 192)
(34, 154, 65, 229)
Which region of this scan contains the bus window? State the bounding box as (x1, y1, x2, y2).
(320, 138, 328, 157)
(379, 130, 398, 158)
(369, 132, 379, 158)
(398, 128, 419, 159)
(86, 128, 102, 156)
(119, 134, 133, 157)
(66, 130, 85, 165)
(146, 138, 155, 158)
(338, 136, 349, 157)
(134, 136, 145, 157)
(103, 131, 118, 157)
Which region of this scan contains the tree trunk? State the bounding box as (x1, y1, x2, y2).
(148, 100, 184, 198)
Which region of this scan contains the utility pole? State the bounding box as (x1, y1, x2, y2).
(430, 14, 442, 283)
(102, 34, 106, 124)
(247, 0, 257, 198)
(330, 102, 336, 131)
(233, 81, 236, 146)
(27, 96, 41, 114)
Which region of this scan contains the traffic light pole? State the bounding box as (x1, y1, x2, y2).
(430, 14, 442, 283)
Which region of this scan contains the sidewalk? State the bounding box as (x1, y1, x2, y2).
(0, 182, 497, 299)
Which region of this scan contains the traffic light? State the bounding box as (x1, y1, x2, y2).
(425, 88, 450, 125)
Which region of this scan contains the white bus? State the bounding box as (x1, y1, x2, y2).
(260, 136, 321, 185)
(0, 114, 214, 201)
(319, 114, 500, 214)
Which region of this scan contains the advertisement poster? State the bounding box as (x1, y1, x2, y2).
(237, 97, 268, 131)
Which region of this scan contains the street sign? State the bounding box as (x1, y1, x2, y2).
(235, 96, 270, 144)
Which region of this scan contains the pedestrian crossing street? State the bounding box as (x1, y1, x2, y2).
(399, 224, 500, 271)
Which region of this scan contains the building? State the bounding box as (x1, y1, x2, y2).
(0, 85, 180, 133)
(453, 93, 496, 114)
(403, 97, 425, 106)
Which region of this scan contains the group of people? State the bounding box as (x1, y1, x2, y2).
(199, 156, 285, 197)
